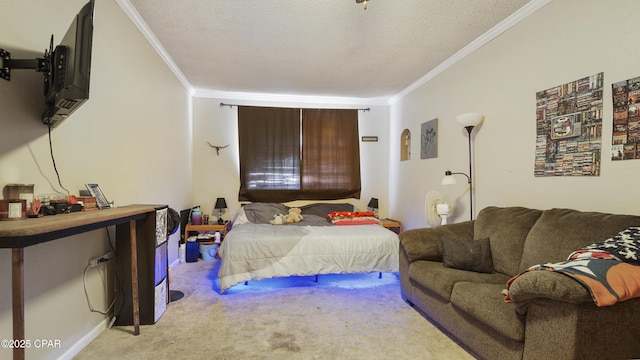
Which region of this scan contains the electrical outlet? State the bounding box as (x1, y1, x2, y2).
(88, 257, 101, 266)
(88, 252, 115, 267)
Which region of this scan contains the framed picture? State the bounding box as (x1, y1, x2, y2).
(400, 129, 411, 161)
(420, 118, 438, 159)
(85, 183, 111, 209)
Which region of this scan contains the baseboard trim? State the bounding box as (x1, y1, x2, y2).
(57, 317, 112, 360)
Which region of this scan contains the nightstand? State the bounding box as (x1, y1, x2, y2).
(380, 218, 402, 234)
(184, 223, 226, 243)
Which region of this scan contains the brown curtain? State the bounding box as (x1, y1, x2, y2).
(238, 106, 301, 202)
(238, 106, 361, 202)
(301, 109, 361, 199)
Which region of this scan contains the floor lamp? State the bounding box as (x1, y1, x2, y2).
(442, 112, 483, 220)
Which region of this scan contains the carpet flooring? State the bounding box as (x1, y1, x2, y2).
(74, 259, 473, 360)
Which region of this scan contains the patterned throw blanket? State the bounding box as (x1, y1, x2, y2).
(325, 211, 381, 226)
(505, 227, 640, 306)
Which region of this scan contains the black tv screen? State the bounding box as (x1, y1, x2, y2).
(42, 0, 94, 128)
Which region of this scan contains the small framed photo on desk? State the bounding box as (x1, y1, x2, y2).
(85, 183, 111, 209)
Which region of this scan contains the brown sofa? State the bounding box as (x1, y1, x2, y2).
(399, 206, 640, 360)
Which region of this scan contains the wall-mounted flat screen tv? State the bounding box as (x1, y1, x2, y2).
(42, 0, 95, 128)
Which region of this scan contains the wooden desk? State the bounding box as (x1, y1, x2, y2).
(0, 204, 165, 360)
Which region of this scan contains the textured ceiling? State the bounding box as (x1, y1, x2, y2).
(125, 0, 534, 101)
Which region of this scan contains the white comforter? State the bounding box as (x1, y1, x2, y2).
(217, 223, 399, 292)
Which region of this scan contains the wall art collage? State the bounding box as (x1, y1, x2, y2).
(611, 76, 640, 160)
(535, 72, 604, 177)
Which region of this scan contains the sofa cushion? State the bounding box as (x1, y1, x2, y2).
(474, 207, 543, 276)
(399, 222, 475, 263)
(409, 260, 510, 302)
(441, 237, 494, 273)
(450, 282, 525, 342)
(518, 208, 640, 272)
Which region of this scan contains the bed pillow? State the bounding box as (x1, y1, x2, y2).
(331, 217, 381, 226)
(289, 214, 333, 226)
(242, 203, 289, 224)
(232, 207, 250, 226)
(326, 211, 381, 226)
(300, 203, 355, 218)
(441, 237, 494, 273)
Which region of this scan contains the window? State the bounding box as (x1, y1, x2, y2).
(238, 106, 361, 202)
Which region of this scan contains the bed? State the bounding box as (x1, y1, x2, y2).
(217, 202, 399, 293)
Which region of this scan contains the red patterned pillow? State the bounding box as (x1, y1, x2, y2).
(326, 211, 380, 225)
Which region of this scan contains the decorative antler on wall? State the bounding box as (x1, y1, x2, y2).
(207, 142, 229, 156)
(356, 0, 370, 10)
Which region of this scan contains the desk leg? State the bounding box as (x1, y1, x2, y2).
(129, 220, 140, 335)
(12, 248, 25, 360)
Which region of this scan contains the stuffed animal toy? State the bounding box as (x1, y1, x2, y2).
(269, 213, 286, 225)
(284, 207, 304, 223)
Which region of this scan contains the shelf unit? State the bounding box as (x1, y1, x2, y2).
(184, 223, 227, 243)
(114, 206, 168, 325)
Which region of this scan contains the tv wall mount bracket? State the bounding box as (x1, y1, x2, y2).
(0, 36, 55, 81)
(0, 48, 51, 81)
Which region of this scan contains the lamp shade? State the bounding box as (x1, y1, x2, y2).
(456, 112, 483, 128)
(442, 175, 457, 185)
(368, 197, 379, 209)
(441, 170, 457, 185)
(214, 197, 227, 210)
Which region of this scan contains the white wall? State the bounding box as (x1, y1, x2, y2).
(191, 97, 391, 220)
(0, 0, 192, 358)
(390, 0, 640, 230)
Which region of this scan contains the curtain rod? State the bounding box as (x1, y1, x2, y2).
(219, 102, 370, 112)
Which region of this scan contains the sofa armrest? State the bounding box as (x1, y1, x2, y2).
(398, 221, 474, 263)
(523, 297, 640, 359)
(507, 270, 592, 313)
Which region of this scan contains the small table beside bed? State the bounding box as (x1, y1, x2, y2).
(217, 202, 400, 293)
